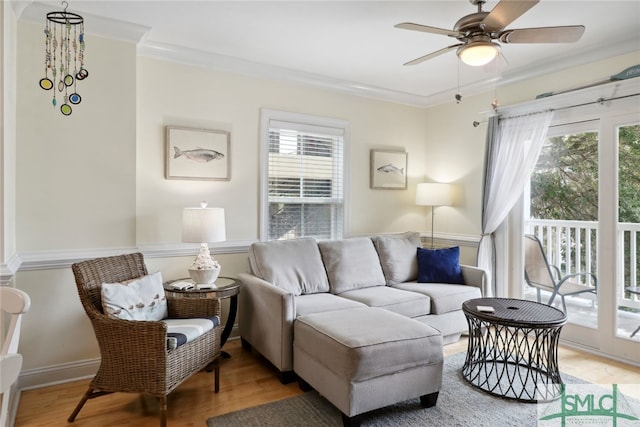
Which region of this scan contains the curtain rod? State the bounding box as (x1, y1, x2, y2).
(472, 92, 640, 128)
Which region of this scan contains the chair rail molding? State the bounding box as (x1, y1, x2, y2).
(16, 240, 256, 271)
(0, 254, 22, 284)
(419, 231, 481, 248)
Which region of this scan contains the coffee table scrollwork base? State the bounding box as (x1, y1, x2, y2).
(462, 298, 567, 403)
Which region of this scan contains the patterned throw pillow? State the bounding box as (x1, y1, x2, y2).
(101, 271, 168, 321)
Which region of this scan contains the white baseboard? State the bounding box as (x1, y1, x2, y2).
(18, 358, 99, 391)
(18, 327, 241, 391)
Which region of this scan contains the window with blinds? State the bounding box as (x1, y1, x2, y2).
(260, 111, 347, 241)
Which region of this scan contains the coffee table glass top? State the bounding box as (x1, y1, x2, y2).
(463, 297, 567, 327)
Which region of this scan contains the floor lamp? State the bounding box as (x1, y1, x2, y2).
(416, 183, 452, 248)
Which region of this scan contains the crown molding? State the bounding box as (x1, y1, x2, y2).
(14, 1, 150, 44)
(424, 34, 640, 108)
(13, 2, 640, 109)
(137, 40, 429, 107)
(137, 35, 640, 109)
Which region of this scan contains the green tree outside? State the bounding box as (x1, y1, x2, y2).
(529, 124, 640, 289)
(531, 125, 640, 223)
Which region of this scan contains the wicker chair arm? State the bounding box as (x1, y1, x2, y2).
(91, 315, 169, 377)
(92, 314, 167, 344)
(166, 295, 221, 319)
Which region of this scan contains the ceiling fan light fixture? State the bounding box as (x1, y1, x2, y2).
(457, 40, 500, 66)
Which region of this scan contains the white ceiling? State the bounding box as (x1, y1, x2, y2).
(15, 0, 640, 107)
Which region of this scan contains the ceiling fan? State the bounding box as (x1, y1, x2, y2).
(395, 0, 585, 67)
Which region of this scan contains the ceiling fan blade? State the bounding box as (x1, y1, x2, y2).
(395, 22, 461, 38)
(482, 0, 540, 31)
(499, 26, 585, 43)
(402, 44, 461, 66)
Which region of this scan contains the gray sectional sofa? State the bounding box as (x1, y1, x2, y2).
(238, 231, 486, 382)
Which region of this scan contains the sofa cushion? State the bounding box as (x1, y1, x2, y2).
(249, 237, 330, 296)
(295, 293, 367, 317)
(393, 282, 481, 315)
(318, 237, 386, 294)
(417, 246, 464, 284)
(372, 231, 421, 285)
(101, 271, 168, 321)
(338, 286, 431, 318)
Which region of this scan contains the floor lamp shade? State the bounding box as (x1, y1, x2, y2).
(415, 183, 452, 207)
(416, 183, 452, 248)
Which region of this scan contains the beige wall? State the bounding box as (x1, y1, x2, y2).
(135, 56, 433, 244)
(16, 22, 137, 252)
(1, 1, 17, 269)
(9, 17, 640, 385)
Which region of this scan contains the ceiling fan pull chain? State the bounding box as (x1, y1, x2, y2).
(455, 59, 462, 104)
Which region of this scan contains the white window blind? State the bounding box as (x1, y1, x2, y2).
(261, 111, 346, 241)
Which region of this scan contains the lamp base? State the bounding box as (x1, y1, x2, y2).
(187, 243, 221, 284)
(188, 266, 220, 285)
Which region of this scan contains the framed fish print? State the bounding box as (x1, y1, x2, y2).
(165, 126, 230, 181)
(370, 149, 407, 190)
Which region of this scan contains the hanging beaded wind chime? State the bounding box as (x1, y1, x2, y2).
(39, 1, 87, 116)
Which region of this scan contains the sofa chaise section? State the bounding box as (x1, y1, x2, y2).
(238, 232, 486, 382)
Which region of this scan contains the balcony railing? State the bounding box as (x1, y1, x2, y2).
(526, 219, 640, 312)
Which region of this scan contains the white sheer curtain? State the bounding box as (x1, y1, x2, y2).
(478, 110, 553, 296)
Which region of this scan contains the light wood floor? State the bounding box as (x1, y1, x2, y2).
(15, 338, 640, 427)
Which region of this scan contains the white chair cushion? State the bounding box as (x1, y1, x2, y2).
(162, 317, 218, 351)
(101, 271, 168, 321)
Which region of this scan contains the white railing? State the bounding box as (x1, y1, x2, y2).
(619, 222, 640, 291)
(526, 219, 640, 311)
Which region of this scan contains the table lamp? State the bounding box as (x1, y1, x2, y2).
(416, 183, 452, 248)
(182, 202, 226, 287)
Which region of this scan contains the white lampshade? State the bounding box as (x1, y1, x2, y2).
(182, 203, 226, 243)
(416, 183, 452, 207)
(457, 40, 500, 66)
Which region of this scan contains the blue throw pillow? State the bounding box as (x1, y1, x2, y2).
(417, 246, 464, 284)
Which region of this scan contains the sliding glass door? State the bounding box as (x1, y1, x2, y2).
(520, 107, 639, 362)
(613, 119, 640, 353)
(525, 121, 600, 333)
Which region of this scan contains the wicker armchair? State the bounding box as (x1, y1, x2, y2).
(68, 253, 221, 427)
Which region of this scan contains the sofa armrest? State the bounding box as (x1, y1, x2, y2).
(460, 265, 488, 297)
(238, 272, 296, 372)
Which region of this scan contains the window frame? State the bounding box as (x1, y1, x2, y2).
(259, 109, 350, 241)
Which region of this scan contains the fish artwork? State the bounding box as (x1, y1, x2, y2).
(377, 163, 404, 175)
(173, 146, 224, 163)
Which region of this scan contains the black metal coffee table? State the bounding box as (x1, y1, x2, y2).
(462, 298, 567, 402)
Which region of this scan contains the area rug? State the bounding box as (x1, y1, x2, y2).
(205, 352, 606, 427)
